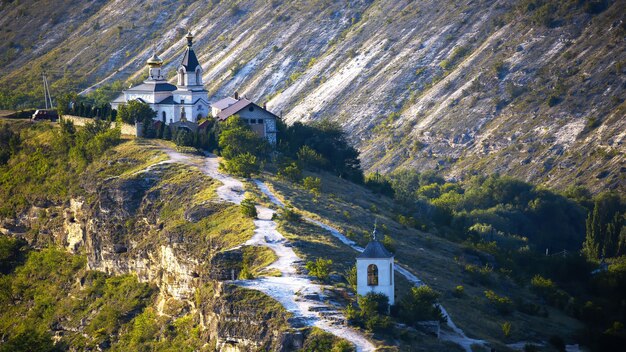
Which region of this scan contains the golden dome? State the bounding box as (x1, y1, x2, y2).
(147, 53, 163, 66)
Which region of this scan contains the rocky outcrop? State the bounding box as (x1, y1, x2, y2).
(0, 163, 296, 351)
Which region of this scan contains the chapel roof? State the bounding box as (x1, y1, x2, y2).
(180, 31, 200, 72)
(357, 240, 394, 259)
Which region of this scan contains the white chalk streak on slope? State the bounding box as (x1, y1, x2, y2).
(256, 180, 486, 352)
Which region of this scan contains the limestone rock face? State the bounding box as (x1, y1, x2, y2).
(0, 166, 289, 350)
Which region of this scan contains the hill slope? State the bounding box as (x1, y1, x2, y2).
(0, 0, 624, 192)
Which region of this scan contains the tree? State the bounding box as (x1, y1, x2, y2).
(305, 258, 332, 281)
(240, 198, 257, 218)
(277, 162, 302, 182)
(398, 285, 445, 323)
(297, 145, 327, 170)
(221, 152, 260, 177)
(175, 128, 194, 146)
(302, 176, 321, 196)
(218, 116, 269, 159)
(583, 193, 625, 260)
(355, 292, 391, 332)
(116, 100, 156, 124)
(163, 125, 172, 140)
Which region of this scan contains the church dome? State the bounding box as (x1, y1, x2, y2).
(185, 31, 194, 47)
(147, 53, 163, 66)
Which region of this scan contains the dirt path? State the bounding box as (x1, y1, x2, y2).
(155, 148, 376, 352)
(255, 179, 488, 352)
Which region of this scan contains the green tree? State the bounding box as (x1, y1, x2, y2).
(583, 193, 625, 260)
(240, 198, 258, 218)
(116, 100, 156, 124)
(297, 145, 327, 170)
(398, 285, 445, 323)
(221, 152, 260, 177)
(356, 292, 391, 332)
(277, 162, 302, 182)
(302, 176, 321, 196)
(305, 258, 332, 281)
(218, 116, 269, 159)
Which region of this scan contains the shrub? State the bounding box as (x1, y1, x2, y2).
(302, 176, 322, 196)
(549, 335, 566, 352)
(502, 321, 511, 337)
(547, 95, 560, 107)
(297, 145, 327, 170)
(306, 258, 332, 281)
(240, 198, 257, 218)
(452, 285, 465, 298)
(398, 285, 445, 323)
(464, 264, 493, 285)
(278, 162, 302, 182)
(221, 152, 260, 177)
(275, 206, 301, 222)
(484, 290, 514, 315)
(345, 265, 357, 291)
(116, 100, 155, 124)
(356, 293, 391, 332)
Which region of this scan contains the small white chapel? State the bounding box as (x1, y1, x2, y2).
(356, 226, 395, 305)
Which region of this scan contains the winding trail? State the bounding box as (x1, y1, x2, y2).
(154, 146, 482, 351)
(255, 180, 487, 352)
(156, 148, 375, 352)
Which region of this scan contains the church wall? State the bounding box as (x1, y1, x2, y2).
(356, 258, 395, 305)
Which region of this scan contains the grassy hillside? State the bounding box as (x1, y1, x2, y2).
(0, 0, 623, 194)
(260, 170, 589, 350)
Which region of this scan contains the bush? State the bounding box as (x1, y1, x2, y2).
(116, 100, 155, 124)
(305, 258, 332, 281)
(484, 290, 514, 315)
(297, 145, 327, 170)
(240, 198, 257, 218)
(398, 285, 445, 323)
(365, 172, 394, 197)
(275, 206, 301, 222)
(452, 285, 465, 298)
(302, 176, 321, 196)
(502, 321, 512, 337)
(221, 152, 260, 177)
(278, 162, 301, 182)
(356, 293, 391, 332)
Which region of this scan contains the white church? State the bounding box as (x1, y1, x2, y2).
(357, 226, 395, 305)
(111, 31, 210, 123)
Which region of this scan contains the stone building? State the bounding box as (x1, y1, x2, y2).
(213, 93, 278, 145)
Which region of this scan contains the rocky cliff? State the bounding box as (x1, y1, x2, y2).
(0, 142, 298, 351)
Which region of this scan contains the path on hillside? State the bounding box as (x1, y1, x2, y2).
(255, 180, 488, 352)
(157, 148, 376, 352)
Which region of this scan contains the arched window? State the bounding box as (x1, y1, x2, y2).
(162, 111, 166, 123)
(367, 264, 378, 286)
(195, 70, 201, 85)
(178, 70, 185, 85)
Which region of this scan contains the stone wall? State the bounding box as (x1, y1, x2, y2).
(61, 115, 139, 136)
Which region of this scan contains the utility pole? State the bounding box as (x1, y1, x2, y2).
(42, 72, 48, 109)
(42, 71, 53, 109)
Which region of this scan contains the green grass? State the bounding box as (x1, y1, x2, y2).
(261, 171, 583, 347)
